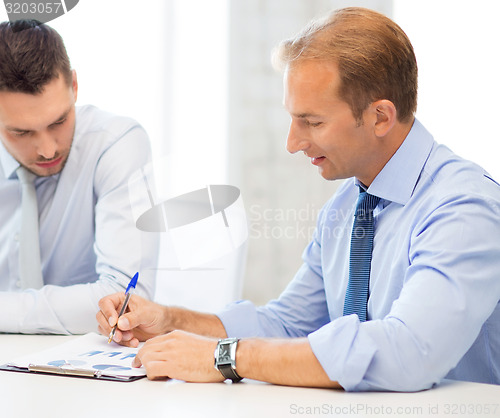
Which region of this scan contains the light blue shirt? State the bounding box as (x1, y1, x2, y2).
(218, 119, 500, 391)
(0, 105, 158, 334)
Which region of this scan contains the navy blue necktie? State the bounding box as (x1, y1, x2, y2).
(343, 188, 380, 322)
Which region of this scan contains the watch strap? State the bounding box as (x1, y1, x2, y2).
(218, 363, 242, 382)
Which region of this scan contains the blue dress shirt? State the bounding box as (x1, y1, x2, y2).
(218, 119, 500, 392)
(0, 105, 158, 334)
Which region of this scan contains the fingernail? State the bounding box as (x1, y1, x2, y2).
(108, 317, 115, 327)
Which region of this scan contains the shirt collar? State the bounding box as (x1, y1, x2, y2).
(0, 140, 21, 180)
(366, 118, 435, 206)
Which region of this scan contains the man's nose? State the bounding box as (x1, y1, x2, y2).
(36, 131, 58, 160)
(286, 120, 309, 154)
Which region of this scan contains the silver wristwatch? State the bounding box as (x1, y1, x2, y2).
(214, 337, 242, 382)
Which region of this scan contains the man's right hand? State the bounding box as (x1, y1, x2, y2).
(97, 293, 170, 347)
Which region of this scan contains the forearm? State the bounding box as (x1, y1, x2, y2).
(166, 306, 227, 339)
(0, 269, 155, 335)
(0, 282, 112, 334)
(236, 337, 340, 388)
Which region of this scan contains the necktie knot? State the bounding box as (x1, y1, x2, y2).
(355, 190, 380, 218)
(17, 166, 37, 186)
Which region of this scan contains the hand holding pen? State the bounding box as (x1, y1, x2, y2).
(97, 290, 170, 348)
(108, 272, 139, 343)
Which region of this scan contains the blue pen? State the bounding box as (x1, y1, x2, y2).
(108, 272, 139, 344)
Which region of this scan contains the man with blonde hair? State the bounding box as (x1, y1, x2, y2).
(97, 8, 500, 391)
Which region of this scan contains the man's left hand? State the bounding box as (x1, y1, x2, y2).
(132, 329, 225, 382)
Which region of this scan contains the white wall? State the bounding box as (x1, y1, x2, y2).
(393, 0, 500, 180)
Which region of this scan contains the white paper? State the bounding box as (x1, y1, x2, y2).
(8, 333, 145, 379)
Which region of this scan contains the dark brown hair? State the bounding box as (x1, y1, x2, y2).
(273, 7, 418, 123)
(0, 20, 72, 94)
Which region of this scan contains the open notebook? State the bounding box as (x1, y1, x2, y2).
(0, 332, 146, 382)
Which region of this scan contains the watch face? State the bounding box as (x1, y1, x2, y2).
(219, 345, 231, 362)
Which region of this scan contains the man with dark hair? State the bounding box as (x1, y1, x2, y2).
(97, 8, 500, 391)
(0, 20, 73, 93)
(0, 20, 157, 334)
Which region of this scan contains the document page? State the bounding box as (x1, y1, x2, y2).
(6, 332, 145, 379)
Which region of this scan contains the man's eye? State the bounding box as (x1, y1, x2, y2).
(52, 119, 66, 126)
(13, 131, 30, 137)
(306, 121, 322, 127)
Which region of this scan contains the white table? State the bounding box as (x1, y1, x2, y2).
(1, 334, 499, 418)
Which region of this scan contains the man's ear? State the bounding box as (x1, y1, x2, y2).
(371, 99, 397, 137)
(71, 69, 78, 102)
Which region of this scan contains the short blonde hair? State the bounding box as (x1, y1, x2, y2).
(273, 7, 418, 123)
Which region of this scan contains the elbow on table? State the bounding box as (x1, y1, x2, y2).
(351, 330, 456, 391)
(351, 360, 444, 392)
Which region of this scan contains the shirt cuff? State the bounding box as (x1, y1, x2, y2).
(308, 314, 378, 391)
(216, 300, 263, 338)
(0, 291, 25, 333)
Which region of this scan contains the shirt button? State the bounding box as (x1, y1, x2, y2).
(16, 280, 22, 288)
